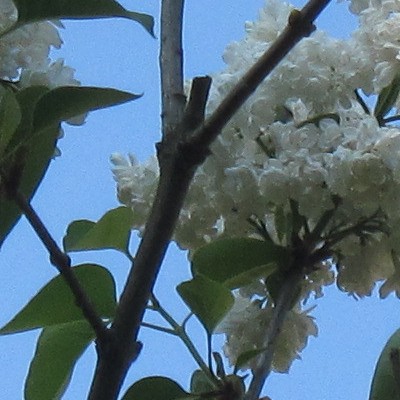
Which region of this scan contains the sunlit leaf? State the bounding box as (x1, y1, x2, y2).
(8, 0, 154, 36)
(63, 206, 133, 256)
(369, 328, 400, 400)
(122, 376, 188, 400)
(177, 275, 233, 334)
(25, 320, 94, 400)
(0, 264, 116, 334)
(32, 86, 141, 133)
(191, 238, 288, 289)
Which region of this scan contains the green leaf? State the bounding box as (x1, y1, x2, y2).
(25, 320, 94, 400)
(369, 328, 400, 400)
(177, 275, 234, 335)
(9, 0, 154, 36)
(0, 87, 21, 156)
(191, 238, 287, 289)
(190, 370, 216, 395)
(63, 206, 133, 256)
(0, 264, 116, 334)
(122, 377, 188, 400)
(0, 85, 138, 249)
(374, 74, 400, 124)
(0, 86, 55, 248)
(32, 86, 140, 133)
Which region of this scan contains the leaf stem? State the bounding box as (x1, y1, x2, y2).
(141, 321, 177, 335)
(150, 294, 218, 385)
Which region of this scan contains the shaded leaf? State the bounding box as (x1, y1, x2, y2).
(369, 328, 400, 400)
(0, 86, 137, 249)
(9, 0, 154, 36)
(25, 320, 94, 400)
(177, 275, 233, 334)
(0, 264, 116, 334)
(0, 86, 51, 248)
(63, 206, 133, 256)
(190, 370, 216, 395)
(0, 87, 21, 156)
(374, 74, 400, 124)
(32, 86, 141, 133)
(122, 376, 188, 400)
(191, 238, 287, 289)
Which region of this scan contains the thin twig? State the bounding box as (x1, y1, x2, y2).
(187, 0, 329, 151)
(0, 170, 108, 342)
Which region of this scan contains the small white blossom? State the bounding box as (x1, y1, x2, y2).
(216, 295, 318, 372)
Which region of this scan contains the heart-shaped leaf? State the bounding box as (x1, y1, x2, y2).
(122, 377, 188, 400)
(177, 275, 233, 335)
(63, 206, 134, 257)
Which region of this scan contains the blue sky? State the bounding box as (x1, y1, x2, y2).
(1, 0, 399, 399)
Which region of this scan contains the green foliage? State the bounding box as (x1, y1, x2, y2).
(0, 87, 21, 155)
(63, 206, 134, 257)
(369, 328, 400, 400)
(121, 376, 189, 400)
(191, 238, 286, 289)
(190, 370, 216, 395)
(24, 320, 95, 400)
(374, 73, 400, 125)
(32, 86, 140, 133)
(177, 275, 234, 335)
(0, 86, 138, 248)
(0, 264, 116, 334)
(5, 0, 154, 37)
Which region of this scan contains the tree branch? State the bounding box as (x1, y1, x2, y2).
(0, 170, 108, 342)
(244, 270, 304, 400)
(88, 0, 332, 398)
(159, 0, 186, 139)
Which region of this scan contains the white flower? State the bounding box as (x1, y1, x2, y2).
(0, 0, 83, 126)
(110, 153, 159, 232)
(216, 295, 318, 372)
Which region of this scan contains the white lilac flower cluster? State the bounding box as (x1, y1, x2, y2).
(0, 0, 80, 92)
(112, 0, 400, 371)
